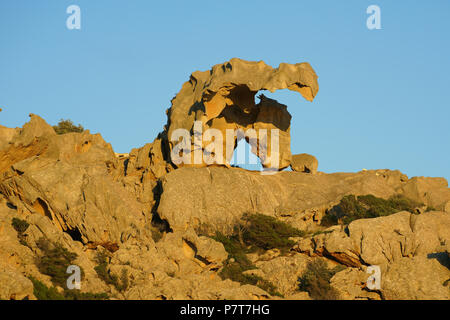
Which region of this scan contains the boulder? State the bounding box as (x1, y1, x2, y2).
(253, 253, 312, 297)
(330, 268, 381, 300)
(401, 176, 450, 211)
(295, 210, 450, 267)
(290, 153, 318, 174)
(0, 125, 19, 151)
(0, 266, 34, 300)
(294, 210, 450, 299)
(382, 256, 449, 300)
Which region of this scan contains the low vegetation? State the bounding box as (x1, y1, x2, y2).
(11, 217, 30, 246)
(297, 259, 345, 300)
(35, 238, 80, 288)
(216, 250, 283, 297)
(94, 251, 129, 292)
(239, 213, 304, 253)
(12, 217, 30, 234)
(32, 238, 108, 300)
(29, 276, 108, 300)
(321, 194, 426, 227)
(29, 276, 65, 300)
(210, 213, 305, 297)
(53, 119, 84, 135)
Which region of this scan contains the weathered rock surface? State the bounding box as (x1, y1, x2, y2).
(330, 267, 381, 300)
(0, 125, 19, 151)
(294, 210, 450, 300)
(0, 195, 109, 296)
(253, 253, 312, 297)
(158, 167, 450, 233)
(1, 98, 449, 300)
(295, 211, 450, 266)
(162, 58, 319, 170)
(0, 114, 148, 245)
(290, 153, 318, 174)
(381, 256, 449, 300)
(0, 265, 34, 300)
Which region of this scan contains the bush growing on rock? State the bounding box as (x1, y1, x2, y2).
(31, 240, 109, 300)
(210, 214, 304, 297)
(321, 194, 426, 227)
(35, 238, 80, 288)
(297, 260, 344, 300)
(216, 246, 282, 297)
(29, 276, 66, 300)
(11, 217, 30, 246)
(29, 276, 108, 300)
(94, 251, 128, 292)
(53, 119, 84, 134)
(240, 213, 304, 252)
(212, 231, 261, 288)
(12, 217, 29, 234)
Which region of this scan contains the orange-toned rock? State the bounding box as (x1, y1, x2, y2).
(163, 58, 319, 170)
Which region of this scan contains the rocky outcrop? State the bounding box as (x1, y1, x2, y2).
(157, 166, 450, 233)
(162, 58, 319, 170)
(248, 253, 312, 297)
(294, 211, 450, 266)
(0, 56, 448, 301)
(0, 114, 148, 245)
(0, 265, 34, 300)
(290, 153, 318, 174)
(294, 210, 450, 300)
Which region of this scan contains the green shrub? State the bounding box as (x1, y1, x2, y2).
(219, 259, 282, 297)
(29, 276, 65, 300)
(12, 217, 29, 234)
(35, 238, 80, 288)
(212, 231, 253, 269)
(321, 194, 425, 227)
(213, 231, 282, 297)
(240, 213, 304, 252)
(297, 260, 344, 300)
(207, 214, 304, 296)
(64, 290, 109, 300)
(33, 239, 110, 300)
(12, 218, 30, 247)
(29, 276, 108, 300)
(94, 251, 128, 292)
(53, 119, 84, 135)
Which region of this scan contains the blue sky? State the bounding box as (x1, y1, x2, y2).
(1, 1, 449, 181)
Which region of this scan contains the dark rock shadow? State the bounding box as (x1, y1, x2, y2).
(427, 252, 450, 270)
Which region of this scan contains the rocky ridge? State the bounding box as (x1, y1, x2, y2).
(0, 59, 448, 300)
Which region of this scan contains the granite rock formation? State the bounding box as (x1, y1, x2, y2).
(0, 59, 448, 300)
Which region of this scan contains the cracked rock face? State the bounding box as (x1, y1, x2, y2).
(163, 58, 319, 170)
(0, 114, 147, 245)
(157, 166, 450, 234)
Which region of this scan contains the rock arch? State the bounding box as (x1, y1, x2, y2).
(162, 58, 319, 170)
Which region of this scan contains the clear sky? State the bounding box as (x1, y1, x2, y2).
(1, 1, 449, 181)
